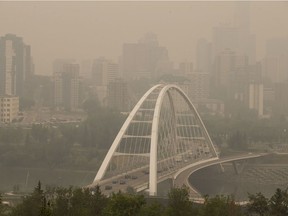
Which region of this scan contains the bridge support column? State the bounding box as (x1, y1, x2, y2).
(232, 160, 247, 175)
(218, 163, 225, 173)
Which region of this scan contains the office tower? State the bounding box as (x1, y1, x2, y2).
(196, 38, 212, 73)
(212, 2, 255, 64)
(53, 63, 80, 111)
(248, 82, 264, 116)
(91, 57, 119, 86)
(179, 61, 193, 75)
(0, 95, 19, 123)
(0, 34, 34, 97)
(214, 49, 248, 88)
(273, 82, 288, 118)
(234, 1, 256, 64)
(53, 59, 76, 73)
(263, 38, 288, 83)
(122, 33, 172, 80)
(181, 72, 210, 100)
(213, 24, 239, 58)
(107, 80, 129, 112)
(80, 59, 93, 79)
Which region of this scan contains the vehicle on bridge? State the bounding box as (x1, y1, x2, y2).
(89, 84, 219, 196)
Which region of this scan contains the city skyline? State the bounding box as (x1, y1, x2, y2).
(0, 1, 287, 75)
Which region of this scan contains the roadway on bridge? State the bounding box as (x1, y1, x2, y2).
(90, 152, 267, 197)
(174, 152, 267, 198)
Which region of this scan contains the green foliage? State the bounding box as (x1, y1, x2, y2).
(247, 192, 269, 216)
(103, 192, 146, 216)
(228, 131, 248, 150)
(269, 188, 288, 216)
(7, 182, 288, 216)
(82, 98, 101, 115)
(10, 181, 51, 216)
(246, 188, 288, 216)
(201, 195, 242, 216)
(166, 186, 196, 216)
(202, 115, 288, 149)
(0, 128, 24, 144)
(137, 202, 165, 216)
(0, 107, 125, 169)
(83, 107, 125, 149)
(0, 193, 6, 216)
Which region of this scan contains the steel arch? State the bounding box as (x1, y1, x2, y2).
(93, 84, 218, 196)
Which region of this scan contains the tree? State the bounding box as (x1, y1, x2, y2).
(201, 195, 242, 216)
(103, 192, 146, 216)
(51, 186, 107, 216)
(138, 202, 165, 216)
(227, 131, 248, 150)
(269, 188, 288, 216)
(0, 193, 8, 216)
(166, 186, 196, 216)
(10, 181, 51, 216)
(50, 186, 72, 216)
(246, 192, 269, 216)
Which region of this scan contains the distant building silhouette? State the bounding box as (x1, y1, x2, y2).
(122, 33, 172, 80)
(196, 38, 212, 74)
(91, 57, 119, 86)
(214, 49, 248, 89)
(53, 62, 80, 111)
(107, 79, 130, 112)
(0, 34, 34, 97)
(212, 2, 255, 64)
(262, 38, 288, 83)
(273, 82, 288, 118)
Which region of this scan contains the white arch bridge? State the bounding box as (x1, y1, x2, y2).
(88, 84, 265, 197)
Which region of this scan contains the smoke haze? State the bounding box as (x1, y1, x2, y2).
(0, 1, 287, 75)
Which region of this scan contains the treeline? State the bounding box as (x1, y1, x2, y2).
(1, 100, 288, 168)
(203, 115, 288, 150)
(0, 105, 124, 169)
(1, 183, 288, 216)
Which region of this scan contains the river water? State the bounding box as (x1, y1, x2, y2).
(189, 163, 288, 201)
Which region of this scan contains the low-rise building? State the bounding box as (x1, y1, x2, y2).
(0, 95, 19, 123)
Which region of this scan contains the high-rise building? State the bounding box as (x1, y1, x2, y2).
(179, 61, 193, 75)
(107, 80, 130, 112)
(179, 72, 210, 101)
(91, 57, 119, 86)
(53, 63, 80, 111)
(273, 82, 288, 118)
(212, 2, 255, 64)
(0, 95, 19, 123)
(196, 38, 212, 73)
(122, 33, 172, 80)
(248, 82, 264, 116)
(213, 24, 239, 58)
(263, 38, 288, 83)
(53, 59, 76, 73)
(214, 49, 248, 88)
(0, 34, 34, 97)
(80, 59, 93, 79)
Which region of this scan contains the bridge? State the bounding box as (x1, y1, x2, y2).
(88, 84, 266, 197)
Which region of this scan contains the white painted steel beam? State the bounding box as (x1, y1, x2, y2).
(93, 84, 163, 183)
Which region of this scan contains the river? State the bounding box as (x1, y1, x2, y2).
(189, 162, 288, 201)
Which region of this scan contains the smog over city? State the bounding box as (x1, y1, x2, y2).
(1, 1, 288, 215)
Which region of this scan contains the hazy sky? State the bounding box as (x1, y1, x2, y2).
(0, 1, 287, 75)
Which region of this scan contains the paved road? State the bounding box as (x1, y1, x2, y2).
(174, 153, 268, 198)
(89, 152, 267, 197)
